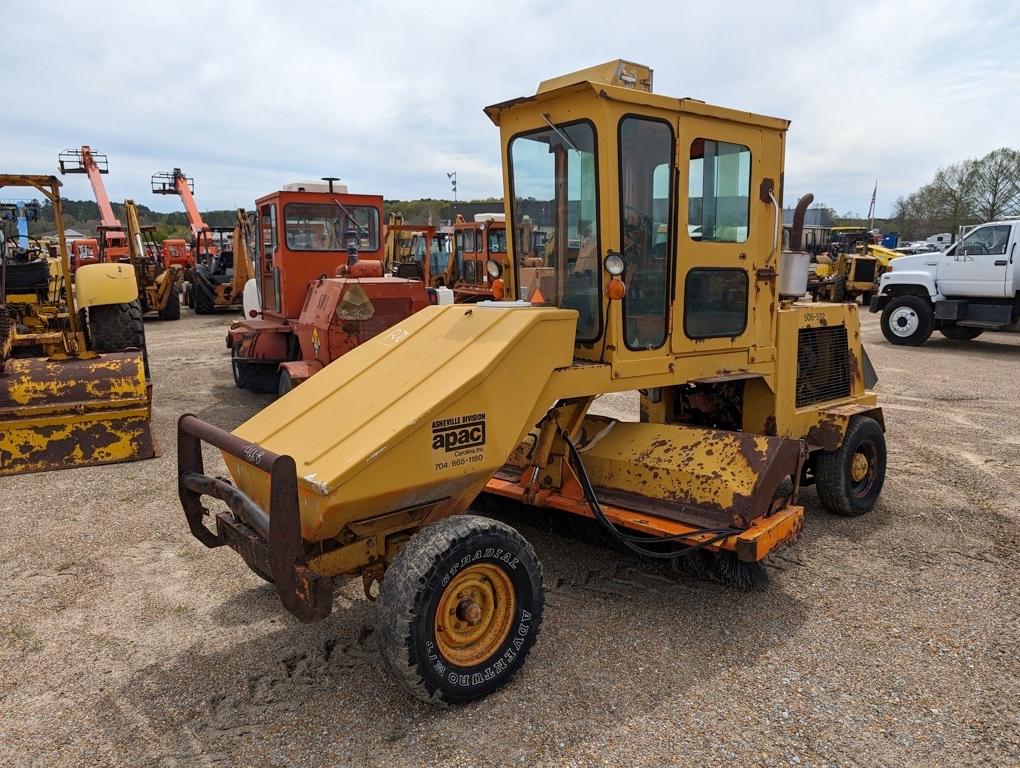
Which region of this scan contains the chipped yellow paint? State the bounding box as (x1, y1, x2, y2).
(0, 351, 155, 476)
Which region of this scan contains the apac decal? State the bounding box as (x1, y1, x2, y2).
(431, 412, 486, 471)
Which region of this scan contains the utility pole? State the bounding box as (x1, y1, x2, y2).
(447, 171, 457, 203)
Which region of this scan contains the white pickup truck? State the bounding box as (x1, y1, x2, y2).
(869, 219, 1020, 345)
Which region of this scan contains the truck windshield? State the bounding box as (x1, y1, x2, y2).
(283, 203, 379, 252)
(509, 120, 599, 341)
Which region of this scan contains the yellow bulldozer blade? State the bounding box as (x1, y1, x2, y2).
(0, 352, 157, 476)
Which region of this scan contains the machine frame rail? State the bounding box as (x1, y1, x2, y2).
(177, 413, 333, 621)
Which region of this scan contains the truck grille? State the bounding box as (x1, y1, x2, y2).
(796, 325, 851, 407)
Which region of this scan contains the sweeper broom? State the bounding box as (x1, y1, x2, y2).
(177, 61, 886, 705)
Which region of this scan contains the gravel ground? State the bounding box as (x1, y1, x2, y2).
(1, 309, 1018, 768)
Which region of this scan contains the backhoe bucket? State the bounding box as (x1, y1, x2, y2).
(0, 351, 157, 476)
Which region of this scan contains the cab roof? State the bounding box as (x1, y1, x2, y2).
(484, 59, 790, 132)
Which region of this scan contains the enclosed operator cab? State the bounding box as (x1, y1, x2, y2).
(450, 214, 510, 301)
(254, 180, 384, 319)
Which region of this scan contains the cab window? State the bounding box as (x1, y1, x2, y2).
(463, 228, 475, 253)
(283, 203, 379, 251)
(488, 227, 507, 253)
(510, 120, 600, 341)
(259, 203, 276, 268)
(620, 116, 673, 349)
(688, 139, 751, 243)
(684, 268, 748, 338)
(959, 224, 1011, 256)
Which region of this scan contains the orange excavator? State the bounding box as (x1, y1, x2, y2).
(58, 146, 128, 271)
(151, 168, 239, 312)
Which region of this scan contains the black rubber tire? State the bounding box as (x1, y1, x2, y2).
(881, 295, 934, 346)
(940, 326, 983, 341)
(193, 284, 214, 314)
(231, 349, 280, 394)
(231, 347, 246, 389)
(815, 416, 886, 517)
(376, 515, 544, 706)
(278, 368, 295, 397)
(158, 286, 181, 320)
(88, 300, 146, 353)
(831, 275, 847, 302)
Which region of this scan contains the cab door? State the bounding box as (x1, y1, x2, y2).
(257, 203, 279, 312)
(671, 116, 767, 356)
(937, 223, 1013, 298)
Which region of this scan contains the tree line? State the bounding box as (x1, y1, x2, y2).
(8, 198, 501, 242)
(892, 148, 1020, 240)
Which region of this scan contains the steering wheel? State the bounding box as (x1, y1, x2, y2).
(3, 235, 41, 261)
(962, 242, 988, 256)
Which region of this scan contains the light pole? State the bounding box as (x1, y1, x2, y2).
(447, 171, 457, 203)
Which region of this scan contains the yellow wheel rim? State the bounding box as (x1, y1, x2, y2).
(434, 563, 516, 667)
(850, 452, 870, 483)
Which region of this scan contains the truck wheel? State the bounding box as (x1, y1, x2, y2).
(815, 415, 886, 517)
(158, 287, 181, 321)
(89, 300, 146, 353)
(376, 515, 544, 706)
(881, 295, 933, 346)
(940, 326, 983, 341)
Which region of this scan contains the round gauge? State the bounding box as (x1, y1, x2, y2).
(604, 252, 625, 276)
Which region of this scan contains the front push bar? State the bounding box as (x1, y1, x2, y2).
(177, 413, 333, 621)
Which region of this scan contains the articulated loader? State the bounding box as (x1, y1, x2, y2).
(1, 175, 156, 476)
(177, 61, 886, 705)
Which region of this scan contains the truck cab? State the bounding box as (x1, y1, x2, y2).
(870, 219, 1020, 344)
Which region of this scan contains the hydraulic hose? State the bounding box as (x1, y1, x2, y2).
(558, 428, 744, 561)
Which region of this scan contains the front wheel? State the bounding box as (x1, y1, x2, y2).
(815, 415, 886, 516)
(278, 368, 295, 397)
(881, 295, 933, 346)
(376, 515, 544, 706)
(88, 300, 146, 353)
(940, 326, 983, 341)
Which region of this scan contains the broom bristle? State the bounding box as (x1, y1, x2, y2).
(712, 551, 770, 591)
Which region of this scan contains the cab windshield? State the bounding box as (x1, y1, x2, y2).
(509, 120, 599, 340)
(283, 203, 379, 252)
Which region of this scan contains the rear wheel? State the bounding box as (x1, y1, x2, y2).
(376, 515, 544, 705)
(940, 326, 983, 341)
(193, 284, 214, 314)
(158, 287, 181, 320)
(815, 416, 886, 517)
(881, 295, 933, 346)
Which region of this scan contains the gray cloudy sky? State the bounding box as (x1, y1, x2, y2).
(5, 0, 1018, 217)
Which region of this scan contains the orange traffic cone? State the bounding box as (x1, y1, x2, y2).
(530, 286, 545, 305)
